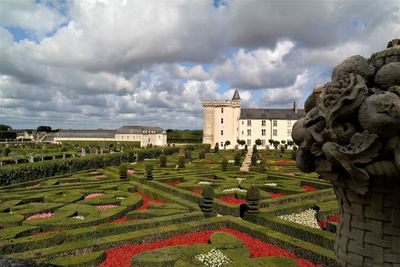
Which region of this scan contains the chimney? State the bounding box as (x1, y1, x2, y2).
(293, 101, 297, 114)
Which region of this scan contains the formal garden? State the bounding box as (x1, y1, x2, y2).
(0, 143, 340, 267)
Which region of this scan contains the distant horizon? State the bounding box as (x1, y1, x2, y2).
(1, 1, 399, 129)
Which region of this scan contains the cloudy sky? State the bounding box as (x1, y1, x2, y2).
(1, 0, 399, 130)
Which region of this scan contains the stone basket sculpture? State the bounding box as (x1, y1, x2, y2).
(292, 39, 400, 267)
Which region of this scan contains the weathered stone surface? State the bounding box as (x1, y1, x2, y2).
(358, 92, 400, 137)
(332, 55, 375, 81)
(375, 62, 400, 89)
(292, 39, 400, 266)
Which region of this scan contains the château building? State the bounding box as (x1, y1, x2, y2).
(202, 90, 305, 149)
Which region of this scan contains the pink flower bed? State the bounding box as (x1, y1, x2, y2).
(96, 205, 118, 211)
(85, 193, 104, 199)
(127, 169, 135, 174)
(26, 212, 53, 221)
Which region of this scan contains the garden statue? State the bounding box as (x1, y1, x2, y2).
(292, 39, 400, 266)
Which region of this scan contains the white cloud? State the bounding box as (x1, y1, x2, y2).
(212, 40, 296, 88)
(0, 0, 400, 129)
(0, 0, 66, 37)
(261, 71, 309, 108)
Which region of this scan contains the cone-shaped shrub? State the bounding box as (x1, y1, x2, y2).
(200, 187, 215, 217)
(160, 154, 167, 167)
(234, 151, 241, 166)
(198, 150, 205, 159)
(214, 143, 219, 153)
(291, 149, 297, 160)
(178, 155, 185, 168)
(137, 151, 145, 161)
(184, 150, 191, 160)
(145, 163, 153, 180)
(221, 158, 228, 171)
(259, 159, 267, 172)
(251, 153, 257, 166)
(246, 184, 260, 214)
(119, 163, 128, 179)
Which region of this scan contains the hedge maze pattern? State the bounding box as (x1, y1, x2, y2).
(0, 148, 340, 266)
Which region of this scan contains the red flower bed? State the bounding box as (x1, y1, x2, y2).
(270, 193, 286, 198)
(302, 186, 318, 192)
(327, 214, 340, 223)
(190, 189, 203, 195)
(108, 216, 137, 224)
(134, 192, 165, 210)
(98, 227, 321, 267)
(273, 160, 291, 166)
(317, 214, 340, 229)
(31, 230, 61, 236)
(217, 197, 246, 205)
(106, 193, 165, 224)
(166, 181, 182, 186)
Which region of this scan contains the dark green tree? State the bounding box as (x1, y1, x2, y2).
(160, 154, 167, 167)
(37, 126, 52, 132)
(255, 139, 262, 146)
(224, 140, 231, 149)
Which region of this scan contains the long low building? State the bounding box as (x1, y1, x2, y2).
(54, 126, 167, 147)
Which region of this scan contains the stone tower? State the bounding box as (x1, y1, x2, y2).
(202, 89, 241, 148)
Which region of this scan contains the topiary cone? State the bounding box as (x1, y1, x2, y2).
(119, 163, 128, 179)
(246, 184, 260, 214)
(200, 187, 215, 217)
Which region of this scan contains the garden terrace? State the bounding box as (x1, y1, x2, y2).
(0, 146, 338, 266)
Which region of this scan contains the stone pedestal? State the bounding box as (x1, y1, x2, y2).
(333, 165, 400, 266)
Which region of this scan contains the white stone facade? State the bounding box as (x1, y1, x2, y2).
(202, 90, 304, 149)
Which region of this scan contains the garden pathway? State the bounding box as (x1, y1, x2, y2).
(240, 148, 253, 172)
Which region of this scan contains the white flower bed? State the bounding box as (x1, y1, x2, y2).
(73, 215, 85, 220)
(278, 209, 320, 229)
(195, 248, 232, 267)
(264, 183, 278, 187)
(116, 196, 125, 200)
(199, 181, 212, 185)
(222, 188, 247, 193)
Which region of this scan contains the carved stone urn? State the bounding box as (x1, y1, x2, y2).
(292, 40, 400, 267)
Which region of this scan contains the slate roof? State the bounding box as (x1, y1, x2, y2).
(232, 89, 241, 100)
(57, 129, 116, 138)
(116, 126, 164, 134)
(240, 108, 305, 120)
